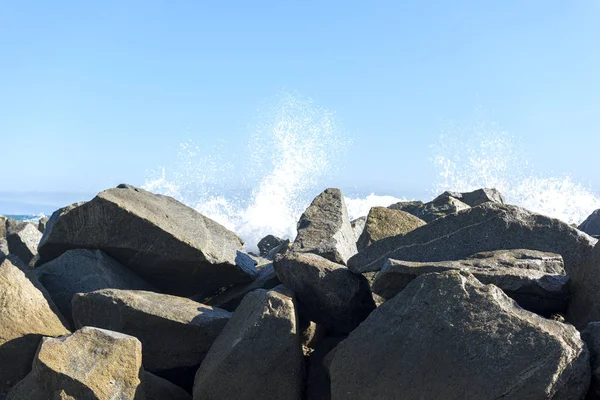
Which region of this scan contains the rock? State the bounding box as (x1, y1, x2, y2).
(7, 327, 144, 400)
(291, 188, 357, 265)
(274, 252, 376, 334)
(579, 209, 600, 237)
(0, 238, 7, 258)
(389, 196, 470, 223)
(433, 187, 505, 207)
(144, 371, 191, 400)
(258, 234, 285, 257)
(329, 271, 590, 400)
(6, 219, 42, 266)
(582, 322, 600, 399)
(350, 216, 366, 242)
(37, 185, 258, 297)
(0, 258, 70, 397)
(34, 249, 156, 326)
(0, 216, 6, 238)
(37, 216, 48, 234)
(203, 262, 281, 311)
(466, 249, 565, 274)
(568, 241, 600, 327)
(193, 286, 304, 400)
(305, 336, 346, 400)
(348, 203, 596, 278)
(356, 207, 425, 251)
(372, 256, 569, 316)
(72, 289, 231, 372)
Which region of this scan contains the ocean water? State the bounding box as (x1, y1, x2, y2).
(3, 214, 46, 223)
(142, 92, 600, 252)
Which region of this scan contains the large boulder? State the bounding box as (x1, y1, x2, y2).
(34, 249, 156, 325)
(582, 322, 600, 399)
(7, 327, 144, 400)
(72, 289, 231, 372)
(579, 209, 600, 237)
(356, 206, 425, 250)
(5, 219, 42, 266)
(568, 241, 600, 327)
(466, 249, 565, 274)
(0, 258, 70, 397)
(144, 372, 191, 400)
(348, 203, 596, 277)
(329, 271, 590, 400)
(193, 286, 304, 400)
(291, 188, 357, 265)
(37, 185, 257, 296)
(274, 252, 375, 334)
(432, 188, 505, 207)
(372, 254, 569, 315)
(258, 234, 286, 257)
(389, 196, 470, 222)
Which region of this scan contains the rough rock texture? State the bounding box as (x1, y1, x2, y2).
(0, 238, 7, 258)
(356, 207, 425, 250)
(582, 322, 600, 399)
(466, 249, 565, 274)
(372, 257, 569, 315)
(7, 327, 144, 400)
(350, 216, 366, 242)
(203, 262, 280, 311)
(389, 196, 470, 222)
(37, 185, 257, 296)
(144, 372, 191, 400)
(569, 241, 600, 328)
(305, 336, 346, 400)
(258, 235, 285, 257)
(265, 239, 291, 260)
(193, 286, 304, 400)
(34, 249, 156, 325)
(348, 203, 596, 277)
(579, 209, 600, 237)
(329, 271, 590, 400)
(291, 188, 357, 265)
(433, 188, 505, 207)
(72, 289, 231, 372)
(0, 259, 70, 397)
(274, 252, 375, 333)
(6, 220, 42, 266)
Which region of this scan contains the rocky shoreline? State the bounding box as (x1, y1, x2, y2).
(2, 184, 600, 399)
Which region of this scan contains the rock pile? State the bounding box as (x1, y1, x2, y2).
(2, 184, 600, 399)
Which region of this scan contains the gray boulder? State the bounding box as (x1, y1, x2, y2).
(433, 187, 505, 207)
(6, 219, 42, 266)
(372, 255, 569, 315)
(37, 185, 257, 296)
(582, 322, 600, 399)
(144, 372, 191, 400)
(72, 289, 231, 372)
(568, 241, 600, 327)
(329, 271, 590, 400)
(466, 249, 565, 274)
(389, 196, 470, 222)
(291, 188, 357, 265)
(356, 206, 425, 250)
(34, 249, 156, 325)
(193, 286, 304, 400)
(579, 209, 600, 237)
(350, 216, 367, 242)
(274, 252, 375, 334)
(258, 234, 285, 257)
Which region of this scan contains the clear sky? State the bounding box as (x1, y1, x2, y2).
(1, 1, 599, 213)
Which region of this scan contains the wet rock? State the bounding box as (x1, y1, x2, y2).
(579, 209, 600, 237)
(72, 289, 231, 372)
(291, 188, 357, 265)
(389, 196, 470, 222)
(34, 249, 156, 325)
(258, 234, 285, 257)
(433, 187, 505, 207)
(275, 252, 375, 333)
(582, 322, 600, 399)
(6, 219, 42, 266)
(7, 327, 144, 400)
(37, 185, 257, 297)
(350, 216, 366, 242)
(144, 371, 191, 400)
(0, 258, 70, 397)
(356, 207, 425, 251)
(193, 286, 304, 400)
(36, 216, 48, 234)
(372, 257, 569, 315)
(329, 271, 590, 400)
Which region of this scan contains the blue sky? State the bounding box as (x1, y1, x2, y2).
(1, 1, 599, 213)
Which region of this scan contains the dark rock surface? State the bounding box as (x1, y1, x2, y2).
(193, 286, 304, 400)
(579, 209, 600, 237)
(350, 216, 366, 241)
(432, 187, 505, 207)
(144, 371, 191, 400)
(258, 234, 286, 257)
(305, 336, 346, 400)
(275, 252, 375, 333)
(389, 196, 470, 222)
(5, 219, 41, 266)
(329, 271, 590, 400)
(291, 188, 357, 265)
(582, 322, 600, 399)
(37, 216, 48, 234)
(356, 206, 425, 250)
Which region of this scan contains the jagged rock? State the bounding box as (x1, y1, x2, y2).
(203, 262, 280, 311)
(350, 216, 367, 241)
(389, 196, 470, 222)
(37, 185, 258, 296)
(144, 371, 191, 400)
(568, 241, 600, 327)
(348, 203, 596, 278)
(0, 258, 70, 397)
(329, 271, 590, 400)
(579, 209, 600, 237)
(258, 234, 285, 257)
(6, 219, 42, 266)
(274, 252, 375, 333)
(265, 239, 291, 259)
(306, 336, 346, 400)
(465, 249, 565, 274)
(433, 188, 505, 207)
(193, 286, 304, 400)
(7, 327, 144, 400)
(356, 207, 425, 251)
(37, 216, 48, 234)
(72, 289, 231, 372)
(372, 256, 569, 315)
(582, 322, 600, 399)
(35, 249, 156, 325)
(291, 188, 357, 265)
